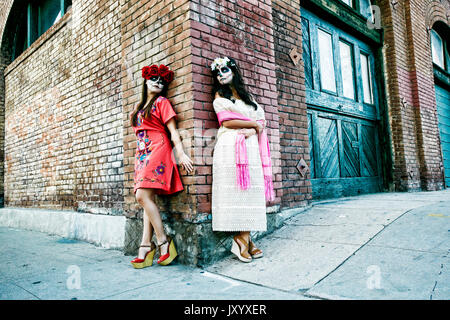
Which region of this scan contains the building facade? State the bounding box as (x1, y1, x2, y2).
(0, 0, 448, 266)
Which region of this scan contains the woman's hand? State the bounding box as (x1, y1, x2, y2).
(177, 152, 194, 173)
(254, 121, 263, 134)
(166, 118, 194, 173)
(238, 128, 257, 139)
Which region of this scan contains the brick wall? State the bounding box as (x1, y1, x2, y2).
(272, 0, 311, 208)
(0, 0, 195, 218)
(3, 8, 76, 209)
(118, 0, 201, 260)
(189, 0, 283, 214)
(120, 0, 194, 220)
(0, 0, 15, 207)
(1, 0, 125, 213)
(380, 0, 448, 191)
(70, 0, 124, 213)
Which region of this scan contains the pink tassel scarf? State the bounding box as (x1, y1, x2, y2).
(217, 110, 275, 201)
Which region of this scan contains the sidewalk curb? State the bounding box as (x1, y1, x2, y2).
(0, 207, 126, 249)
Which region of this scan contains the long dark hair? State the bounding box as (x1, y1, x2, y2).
(211, 57, 257, 110)
(130, 80, 169, 127)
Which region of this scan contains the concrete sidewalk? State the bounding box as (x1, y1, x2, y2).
(1, 189, 449, 300)
(208, 189, 450, 299)
(0, 227, 305, 300)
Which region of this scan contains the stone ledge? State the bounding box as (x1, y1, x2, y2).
(124, 204, 311, 267)
(0, 207, 125, 249)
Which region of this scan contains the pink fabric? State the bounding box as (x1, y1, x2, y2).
(217, 110, 250, 126)
(216, 111, 275, 201)
(257, 120, 275, 201)
(235, 134, 250, 190)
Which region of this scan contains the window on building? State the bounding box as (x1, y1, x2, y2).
(10, 9, 28, 60)
(38, 0, 65, 36)
(302, 9, 379, 117)
(339, 40, 356, 100)
(340, 0, 374, 21)
(359, 0, 373, 20)
(431, 29, 445, 70)
(302, 17, 314, 90)
(341, 0, 354, 7)
(6, 0, 71, 62)
(360, 53, 374, 104)
(318, 28, 337, 93)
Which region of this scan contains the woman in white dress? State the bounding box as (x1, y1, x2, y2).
(210, 57, 275, 263)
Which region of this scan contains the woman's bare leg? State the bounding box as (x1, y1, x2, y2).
(136, 188, 169, 256)
(141, 208, 154, 245)
(238, 231, 262, 257)
(236, 231, 250, 255)
(136, 205, 154, 259)
(239, 231, 250, 243)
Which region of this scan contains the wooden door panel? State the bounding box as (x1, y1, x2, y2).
(302, 6, 382, 199)
(341, 121, 360, 177)
(360, 124, 377, 177)
(308, 113, 315, 178)
(317, 116, 340, 178)
(435, 84, 450, 187)
(308, 110, 379, 179)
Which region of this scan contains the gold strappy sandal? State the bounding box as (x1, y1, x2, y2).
(248, 239, 263, 259)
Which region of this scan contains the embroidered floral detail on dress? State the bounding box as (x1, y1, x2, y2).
(135, 131, 153, 170)
(155, 163, 166, 176)
(137, 110, 144, 127)
(134, 162, 167, 186)
(137, 102, 158, 127)
(150, 162, 167, 184)
(137, 176, 166, 185)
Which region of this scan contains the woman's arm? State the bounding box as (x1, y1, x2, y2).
(222, 119, 262, 133)
(166, 118, 194, 173)
(222, 119, 256, 129)
(214, 93, 263, 132)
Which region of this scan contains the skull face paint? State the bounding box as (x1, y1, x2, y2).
(217, 66, 233, 85)
(147, 76, 165, 93)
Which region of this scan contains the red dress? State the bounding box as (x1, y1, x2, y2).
(132, 96, 184, 195)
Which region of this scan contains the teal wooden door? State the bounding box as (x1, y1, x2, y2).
(302, 8, 382, 199)
(435, 84, 450, 187)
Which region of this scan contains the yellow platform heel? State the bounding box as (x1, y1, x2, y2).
(131, 243, 156, 269)
(157, 236, 177, 266)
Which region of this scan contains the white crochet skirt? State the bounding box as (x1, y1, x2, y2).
(211, 129, 267, 231)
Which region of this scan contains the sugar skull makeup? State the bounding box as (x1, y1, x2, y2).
(147, 76, 165, 93)
(211, 57, 235, 85)
(217, 66, 233, 85)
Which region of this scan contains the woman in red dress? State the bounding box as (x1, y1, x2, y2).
(129, 64, 193, 268)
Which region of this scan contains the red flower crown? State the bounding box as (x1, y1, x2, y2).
(141, 64, 174, 84)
